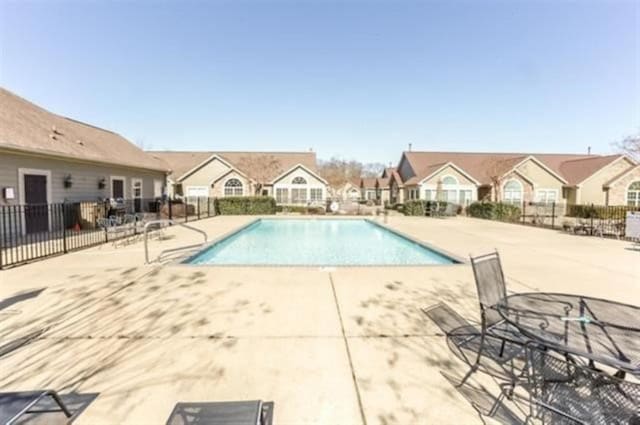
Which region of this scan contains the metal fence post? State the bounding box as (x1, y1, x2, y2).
(590, 203, 595, 235)
(168, 198, 173, 220)
(62, 203, 68, 253)
(207, 197, 211, 217)
(521, 200, 526, 224)
(197, 198, 201, 220)
(551, 201, 556, 229)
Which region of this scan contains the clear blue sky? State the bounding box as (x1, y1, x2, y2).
(1, 0, 638, 164)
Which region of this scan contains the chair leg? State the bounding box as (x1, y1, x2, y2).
(499, 339, 506, 358)
(456, 331, 487, 387)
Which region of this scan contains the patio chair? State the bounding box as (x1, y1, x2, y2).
(426, 202, 440, 217)
(423, 303, 525, 382)
(165, 400, 274, 425)
(466, 251, 530, 383)
(524, 343, 640, 425)
(0, 390, 73, 425)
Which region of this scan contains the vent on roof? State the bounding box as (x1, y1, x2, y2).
(76, 140, 84, 146)
(51, 125, 62, 135)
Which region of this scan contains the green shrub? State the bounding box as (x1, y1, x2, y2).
(214, 196, 276, 215)
(403, 200, 458, 216)
(275, 205, 326, 214)
(403, 200, 425, 216)
(467, 201, 521, 222)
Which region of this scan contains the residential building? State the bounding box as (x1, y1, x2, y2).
(150, 151, 329, 205)
(359, 173, 391, 205)
(0, 88, 169, 234)
(329, 179, 361, 202)
(393, 151, 640, 207)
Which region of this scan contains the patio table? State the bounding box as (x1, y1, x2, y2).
(495, 292, 640, 376)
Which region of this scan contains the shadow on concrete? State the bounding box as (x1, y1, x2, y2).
(0, 288, 46, 314)
(0, 265, 274, 419)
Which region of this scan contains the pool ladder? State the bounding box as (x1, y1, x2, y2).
(144, 219, 208, 264)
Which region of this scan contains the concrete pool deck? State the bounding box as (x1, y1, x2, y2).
(0, 215, 638, 424)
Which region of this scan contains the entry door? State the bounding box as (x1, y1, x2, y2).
(24, 174, 49, 234)
(132, 179, 143, 212)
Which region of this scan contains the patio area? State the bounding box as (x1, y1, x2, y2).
(0, 215, 638, 424)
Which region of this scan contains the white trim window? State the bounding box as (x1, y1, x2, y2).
(276, 188, 289, 203)
(292, 176, 307, 185)
(310, 188, 323, 202)
(503, 179, 523, 205)
(627, 181, 640, 206)
(536, 189, 558, 204)
(424, 189, 433, 200)
(439, 175, 458, 203)
(224, 178, 243, 196)
(459, 190, 473, 206)
(291, 188, 307, 204)
(408, 188, 420, 200)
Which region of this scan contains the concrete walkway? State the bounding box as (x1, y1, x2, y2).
(0, 216, 637, 424)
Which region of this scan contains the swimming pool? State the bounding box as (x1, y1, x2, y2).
(184, 219, 460, 266)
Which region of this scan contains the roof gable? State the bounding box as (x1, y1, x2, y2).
(271, 163, 328, 185)
(149, 151, 318, 182)
(559, 155, 625, 185)
(418, 161, 481, 185)
(510, 156, 568, 184)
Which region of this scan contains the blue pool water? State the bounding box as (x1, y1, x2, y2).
(185, 219, 458, 266)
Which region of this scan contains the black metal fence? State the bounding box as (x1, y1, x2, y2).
(473, 201, 640, 241)
(0, 197, 217, 269)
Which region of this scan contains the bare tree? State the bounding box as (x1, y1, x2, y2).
(613, 132, 640, 162)
(482, 156, 514, 201)
(361, 162, 386, 178)
(237, 154, 283, 195)
(318, 157, 363, 189)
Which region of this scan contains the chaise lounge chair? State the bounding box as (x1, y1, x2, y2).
(166, 400, 274, 425)
(0, 390, 73, 425)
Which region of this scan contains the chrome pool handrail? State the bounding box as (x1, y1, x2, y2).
(144, 219, 208, 264)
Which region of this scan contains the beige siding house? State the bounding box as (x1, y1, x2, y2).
(150, 151, 329, 205)
(0, 88, 168, 234)
(393, 151, 640, 207)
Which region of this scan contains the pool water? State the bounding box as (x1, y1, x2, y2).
(185, 219, 459, 266)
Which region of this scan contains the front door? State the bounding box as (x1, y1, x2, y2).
(132, 179, 143, 212)
(24, 174, 48, 234)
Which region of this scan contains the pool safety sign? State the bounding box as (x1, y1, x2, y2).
(626, 211, 640, 239)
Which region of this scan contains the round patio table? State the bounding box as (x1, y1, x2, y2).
(496, 292, 640, 376)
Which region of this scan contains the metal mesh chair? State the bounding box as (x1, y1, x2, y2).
(525, 344, 640, 425)
(466, 252, 530, 385)
(423, 303, 525, 384)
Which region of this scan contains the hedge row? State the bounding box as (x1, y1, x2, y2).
(276, 205, 326, 215)
(566, 204, 639, 219)
(214, 196, 277, 215)
(403, 200, 455, 216)
(467, 202, 521, 222)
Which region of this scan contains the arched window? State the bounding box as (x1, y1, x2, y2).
(292, 176, 307, 185)
(503, 179, 523, 204)
(224, 178, 243, 196)
(441, 175, 458, 185)
(628, 181, 640, 206)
